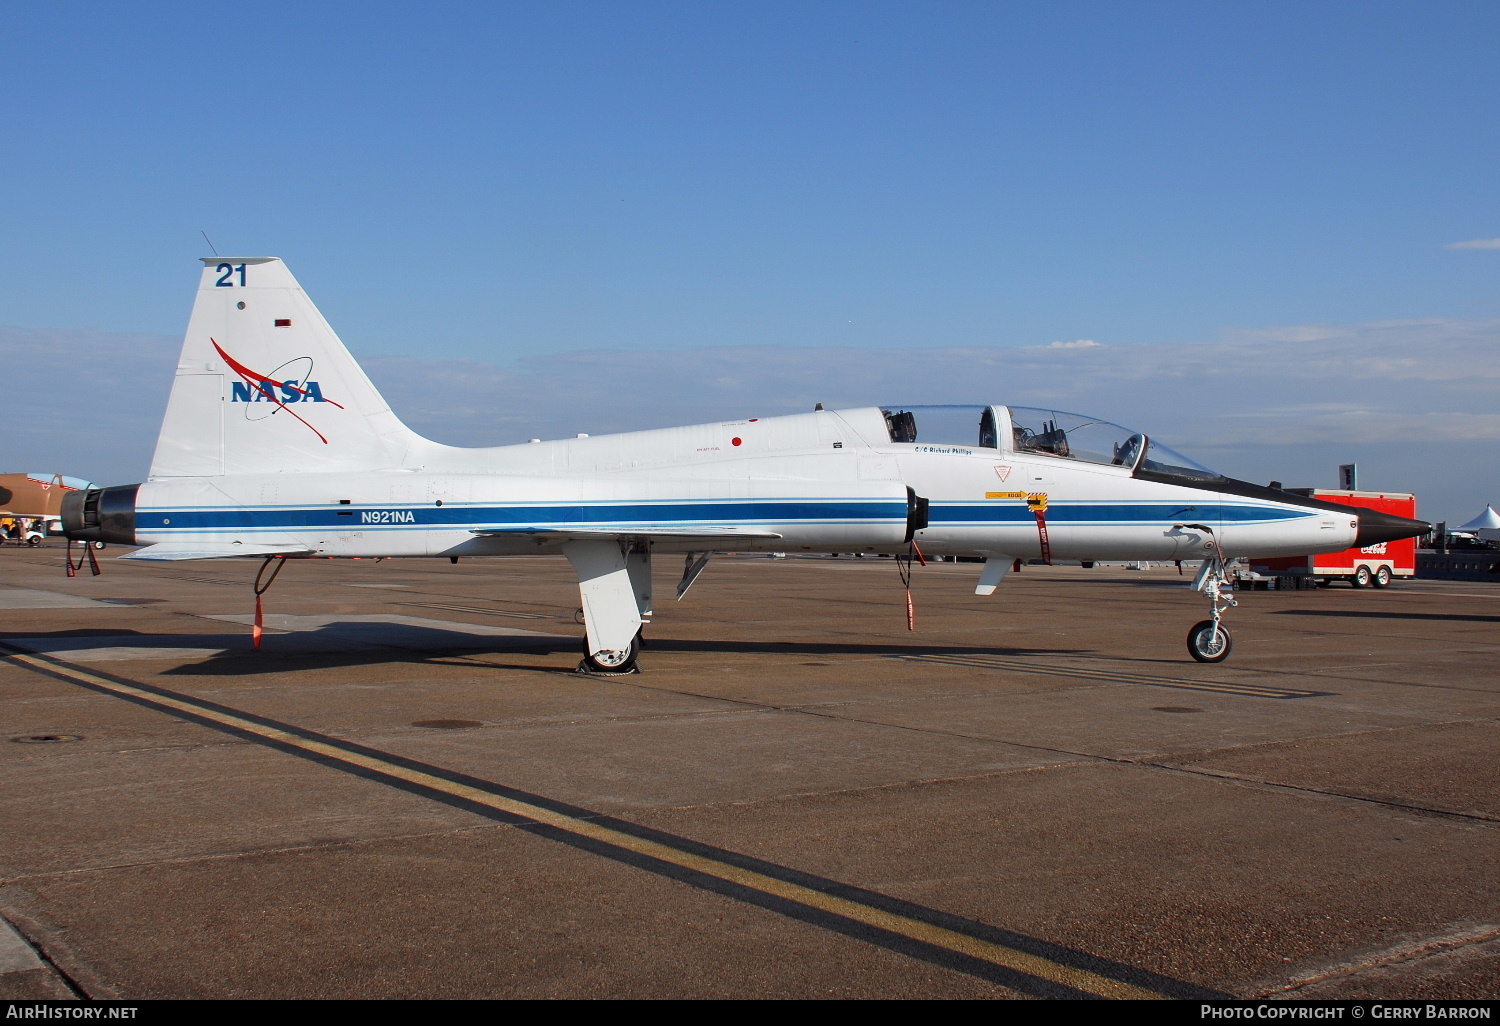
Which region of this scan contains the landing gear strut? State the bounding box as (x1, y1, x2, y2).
(1187, 555, 1236, 663)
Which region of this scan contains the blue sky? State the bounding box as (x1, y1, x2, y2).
(4, 1, 1498, 350)
(2, 2, 1498, 519)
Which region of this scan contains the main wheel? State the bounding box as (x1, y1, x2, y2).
(1372, 566, 1392, 588)
(1187, 620, 1233, 663)
(1351, 565, 1372, 588)
(579, 632, 641, 675)
(26, 536, 40, 547)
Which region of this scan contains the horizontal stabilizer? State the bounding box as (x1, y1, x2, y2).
(471, 526, 784, 541)
(121, 542, 315, 561)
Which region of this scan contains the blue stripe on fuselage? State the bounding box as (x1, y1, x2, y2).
(140, 499, 906, 532)
(927, 502, 1318, 526)
(135, 498, 1314, 533)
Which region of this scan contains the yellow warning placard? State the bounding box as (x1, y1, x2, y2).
(985, 491, 1026, 499)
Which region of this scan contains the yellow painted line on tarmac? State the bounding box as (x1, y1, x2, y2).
(899, 654, 1328, 699)
(1, 645, 1197, 1000)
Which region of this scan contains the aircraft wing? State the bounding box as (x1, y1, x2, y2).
(471, 526, 784, 541)
(120, 542, 315, 561)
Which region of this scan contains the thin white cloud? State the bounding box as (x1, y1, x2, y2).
(1043, 339, 1102, 349)
(3, 316, 1497, 522)
(1444, 238, 1500, 250)
(1211, 409, 1500, 445)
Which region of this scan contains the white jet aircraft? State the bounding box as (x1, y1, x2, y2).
(63, 258, 1428, 667)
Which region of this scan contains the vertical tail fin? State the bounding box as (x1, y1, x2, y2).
(149, 258, 422, 478)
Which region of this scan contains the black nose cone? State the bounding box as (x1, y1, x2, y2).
(1355, 508, 1430, 548)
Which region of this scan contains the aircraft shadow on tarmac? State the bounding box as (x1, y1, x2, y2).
(639, 638, 1084, 658)
(164, 636, 1088, 676)
(1273, 608, 1500, 624)
(1, 619, 574, 673)
(1, 625, 1086, 676)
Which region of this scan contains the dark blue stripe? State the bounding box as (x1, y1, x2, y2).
(929, 503, 1315, 526)
(141, 498, 1311, 533)
(143, 500, 906, 532)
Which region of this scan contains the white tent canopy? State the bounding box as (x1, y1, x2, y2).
(1456, 505, 1500, 531)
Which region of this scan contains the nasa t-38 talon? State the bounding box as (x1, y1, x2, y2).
(63, 258, 1429, 668)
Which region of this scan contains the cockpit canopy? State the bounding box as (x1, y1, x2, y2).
(877, 405, 1218, 480)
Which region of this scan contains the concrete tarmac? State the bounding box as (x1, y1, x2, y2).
(0, 544, 1496, 999)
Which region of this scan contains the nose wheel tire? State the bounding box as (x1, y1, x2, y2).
(578, 632, 641, 675)
(1187, 620, 1233, 663)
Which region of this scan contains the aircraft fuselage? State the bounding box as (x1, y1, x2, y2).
(119, 406, 1357, 564)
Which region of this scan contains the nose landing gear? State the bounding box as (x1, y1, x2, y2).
(1188, 617, 1232, 662)
(1187, 555, 1236, 663)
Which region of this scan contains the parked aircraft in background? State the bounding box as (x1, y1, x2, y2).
(1, 472, 93, 546)
(0, 472, 93, 518)
(63, 258, 1428, 666)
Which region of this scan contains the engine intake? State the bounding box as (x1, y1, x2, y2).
(61, 485, 140, 546)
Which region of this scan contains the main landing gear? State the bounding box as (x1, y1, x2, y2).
(1187, 555, 1236, 663)
(566, 539, 651, 676)
(579, 629, 642, 675)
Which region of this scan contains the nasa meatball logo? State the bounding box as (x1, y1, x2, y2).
(212, 338, 345, 445)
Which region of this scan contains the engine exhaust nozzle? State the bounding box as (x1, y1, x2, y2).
(61, 485, 140, 546)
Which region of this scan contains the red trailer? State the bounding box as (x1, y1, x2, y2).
(1252, 489, 1418, 588)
